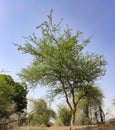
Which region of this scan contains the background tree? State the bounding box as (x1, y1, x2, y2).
(28, 99, 56, 127)
(75, 85, 104, 124)
(0, 74, 28, 122)
(15, 11, 107, 126)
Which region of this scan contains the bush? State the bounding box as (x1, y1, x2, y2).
(56, 105, 71, 126)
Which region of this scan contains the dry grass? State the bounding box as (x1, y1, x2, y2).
(17, 125, 91, 130)
(17, 124, 115, 130)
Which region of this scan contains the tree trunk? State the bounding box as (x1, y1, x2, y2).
(70, 110, 76, 127)
(85, 104, 89, 118)
(99, 106, 105, 123)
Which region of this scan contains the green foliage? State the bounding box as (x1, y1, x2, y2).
(0, 75, 14, 117)
(15, 11, 107, 126)
(0, 74, 28, 120)
(16, 11, 106, 88)
(12, 82, 28, 113)
(56, 104, 71, 126)
(28, 99, 56, 127)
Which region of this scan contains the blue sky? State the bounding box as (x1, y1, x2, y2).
(0, 0, 115, 116)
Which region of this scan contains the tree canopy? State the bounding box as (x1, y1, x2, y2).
(15, 11, 107, 126)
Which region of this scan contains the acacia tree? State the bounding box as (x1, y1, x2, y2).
(15, 11, 107, 126)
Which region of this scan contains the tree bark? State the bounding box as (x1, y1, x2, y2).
(99, 106, 105, 123)
(70, 110, 76, 127)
